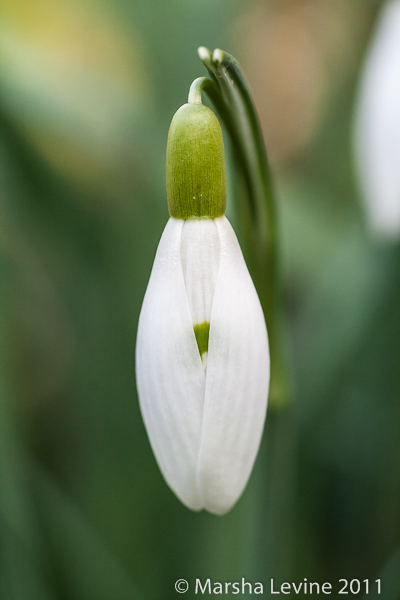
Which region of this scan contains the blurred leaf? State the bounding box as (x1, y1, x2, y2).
(362, 544, 400, 600)
(32, 464, 143, 600)
(0, 257, 55, 599)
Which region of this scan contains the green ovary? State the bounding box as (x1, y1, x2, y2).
(193, 322, 210, 358)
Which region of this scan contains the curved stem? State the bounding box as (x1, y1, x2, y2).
(188, 77, 219, 105)
(197, 46, 290, 409)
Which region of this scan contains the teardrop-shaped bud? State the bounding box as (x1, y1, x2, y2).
(136, 76, 270, 515)
(166, 102, 227, 219)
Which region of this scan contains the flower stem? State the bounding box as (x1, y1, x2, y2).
(188, 77, 218, 105)
(197, 47, 291, 410)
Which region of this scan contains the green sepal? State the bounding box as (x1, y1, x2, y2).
(166, 103, 227, 219)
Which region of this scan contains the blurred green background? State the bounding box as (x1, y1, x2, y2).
(1, 0, 400, 598)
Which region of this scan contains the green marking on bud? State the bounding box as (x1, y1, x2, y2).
(166, 79, 227, 220)
(193, 321, 210, 358)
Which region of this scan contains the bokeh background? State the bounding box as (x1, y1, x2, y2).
(1, 0, 400, 598)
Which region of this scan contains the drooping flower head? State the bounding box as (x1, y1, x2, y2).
(136, 77, 270, 515)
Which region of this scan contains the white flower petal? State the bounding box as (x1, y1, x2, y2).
(137, 215, 270, 515)
(354, 0, 400, 238)
(196, 216, 270, 514)
(181, 218, 220, 328)
(135, 218, 205, 510)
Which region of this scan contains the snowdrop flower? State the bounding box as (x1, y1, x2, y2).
(354, 0, 400, 239)
(136, 79, 270, 515)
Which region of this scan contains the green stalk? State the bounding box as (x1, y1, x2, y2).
(198, 47, 290, 409)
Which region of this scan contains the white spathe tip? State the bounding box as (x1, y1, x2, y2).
(353, 0, 400, 240)
(136, 216, 270, 515)
(198, 46, 211, 61)
(212, 48, 224, 65)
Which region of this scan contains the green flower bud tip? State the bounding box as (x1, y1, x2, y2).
(166, 78, 227, 220)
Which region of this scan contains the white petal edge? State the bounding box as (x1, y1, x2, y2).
(353, 0, 400, 239)
(135, 218, 205, 510)
(196, 216, 270, 514)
